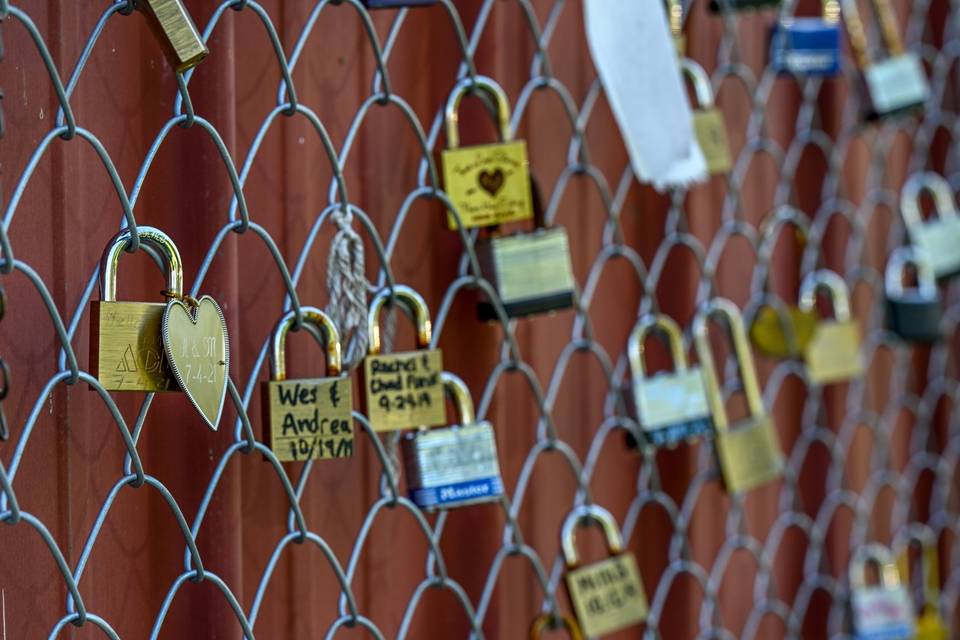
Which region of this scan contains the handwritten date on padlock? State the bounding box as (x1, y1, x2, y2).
(364, 350, 446, 432)
(442, 141, 533, 229)
(265, 378, 353, 462)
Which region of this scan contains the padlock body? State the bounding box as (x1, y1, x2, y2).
(914, 610, 948, 640)
(769, 19, 841, 76)
(851, 585, 916, 639)
(442, 140, 534, 229)
(885, 296, 942, 343)
(804, 320, 864, 384)
(138, 0, 209, 72)
(362, 0, 436, 6)
(710, 0, 780, 12)
(262, 377, 353, 462)
(750, 305, 819, 359)
(693, 109, 732, 175)
(402, 421, 503, 510)
(910, 220, 960, 279)
(716, 415, 783, 493)
(863, 53, 930, 120)
(476, 227, 575, 320)
(565, 553, 648, 637)
(363, 349, 446, 432)
(634, 368, 714, 448)
(90, 300, 177, 392)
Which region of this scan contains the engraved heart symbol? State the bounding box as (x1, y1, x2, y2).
(162, 295, 230, 431)
(477, 168, 505, 196)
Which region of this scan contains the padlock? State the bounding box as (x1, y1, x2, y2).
(900, 172, 960, 280)
(628, 313, 714, 448)
(261, 307, 353, 462)
(363, 285, 446, 432)
(749, 303, 819, 359)
(441, 75, 534, 230)
(476, 176, 575, 320)
(90, 226, 182, 392)
(134, 0, 208, 73)
(710, 0, 780, 13)
(769, 0, 842, 76)
(694, 298, 784, 493)
(798, 270, 864, 384)
(401, 371, 502, 511)
(529, 612, 583, 640)
(680, 59, 732, 175)
(850, 544, 916, 639)
(896, 525, 948, 640)
(885, 247, 942, 343)
(561, 504, 647, 637)
(841, 0, 929, 120)
(362, 0, 436, 6)
(664, 0, 685, 55)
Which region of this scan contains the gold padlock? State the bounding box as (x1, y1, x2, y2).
(694, 298, 784, 494)
(362, 285, 446, 432)
(798, 269, 864, 384)
(529, 612, 583, 640)
(896, 525, 948, 640)
(681, 58, 732, 175)
(850, 544, 917, 638)
(441, 75, 534, 230)
(89, 226, 182, 392)
(900, 172, 960, 280)
(561, 504, 647, 637)
(261, 307, 353, 462)
(134, 0, 209, 73)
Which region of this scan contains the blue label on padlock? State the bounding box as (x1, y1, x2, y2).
(411, 476, 504, 509)
(769, 19, 841, 76)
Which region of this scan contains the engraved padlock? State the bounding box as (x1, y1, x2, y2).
(850, 544, 916, 639)
(561, 504, 647, 637)
(628, 313, 714, 448)
(681, 59, 732, 175)
(694, 298, 784, 494)
(529, 612, 583, 640)
(441, 75, 534, 230)
(363, 285, 446, 432)
(896, 525, 948, 640)
(900, 172, 960, 280)
(90, 226, 182, 392)
(885, 247, 942, 344)
(133, 0, 208, 72)
(476, 176, 575, 321)
(841, 0, 929, 120)
(401, 371, 503, 511)
(261, 307, 353, 462)
(769, 0, 842, 76)
(798, 269, 864, 384)
(710, 0, 780, 13)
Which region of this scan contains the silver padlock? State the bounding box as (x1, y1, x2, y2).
(900, 172, 960, 280)
(850, 543, 916, 639)
(401, 371, 503, 511)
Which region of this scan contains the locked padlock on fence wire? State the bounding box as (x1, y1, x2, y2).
(850, 544, 916, 639)
(885, 247, 942, 344)
(695, 298, 784, 494)
(900, 172, 960, 280)
(561, 504, 647, 637)
(441, 76, 534, 230)
(529, 612, 583, 640)
(896, 525, 948, 640)
(681, 58, 732, 175)
(262, 307, 353, 462)
(133, 0, 208, 72)
(769, 0, 842, 76)
(798, 270, 864, 384)
(401, 371, 503, 510)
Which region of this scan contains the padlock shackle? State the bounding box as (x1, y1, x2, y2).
(895, 523, 941, 612)
(628, 313, 688, 381)
(798, 269, 852, 322)
(529, 612, 583, 640)
(693, 298, 765, 432)
(444, 75, 513, 150)
(268, 307, 342, 381)
(560, 504, 624, 568)
(885, 246, 938, 299)
(440, 371, 475, 426)
(900, 172, 958, 230)
(850, 543, 903, 590)
(99, 226, 183, 302)
(367, 285, 433, 355)
(840, 0, 904, 69)
(679, 58, 715, 109)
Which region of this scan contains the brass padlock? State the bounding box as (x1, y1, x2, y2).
(896, 525, 948, 640)
(681, 59, 732, 175)
(841, 0, 929, 120)
(134, 0, 208, 73)
(628, 313, 714, 448)
(561, 504, 647, 637)
(261, 307, 353, 462)
(798, 270, 864, 384)
(363, 285, 446, 432)
(90, 226, 182, 392)
(850, 544, 916, 639)
(529, 612, 583, 640)
(694, 298, 784, 494)
(885, 247, 943, 344)
(401, 371, 502, 510)
(900, 172, 960, 280)
(441, 75, 534, 230)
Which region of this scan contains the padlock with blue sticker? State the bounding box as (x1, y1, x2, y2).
(770, 1, 842, 76)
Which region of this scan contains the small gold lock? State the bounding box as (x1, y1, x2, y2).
(441, 75, 534, 230)
(561, 504, 647, 637)
(681, 58, 732, 175)
(850, 544, 917, 637)
(262, 307, 353, 462)
(694, 298, 784, 493)
(896, 525, 948, 640)
(134, 0, 209, 73)
(900, 172, 960, 280)
(362, 285, 446, 432)
(89, 226, 183, 392)
(529, 612, 583, 640)
(799, 269, 864, 384)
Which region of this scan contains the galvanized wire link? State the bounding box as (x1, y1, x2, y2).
(0, 0, 959, 638)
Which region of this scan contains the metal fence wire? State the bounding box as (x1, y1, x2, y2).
(0, 0, 959, 637)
